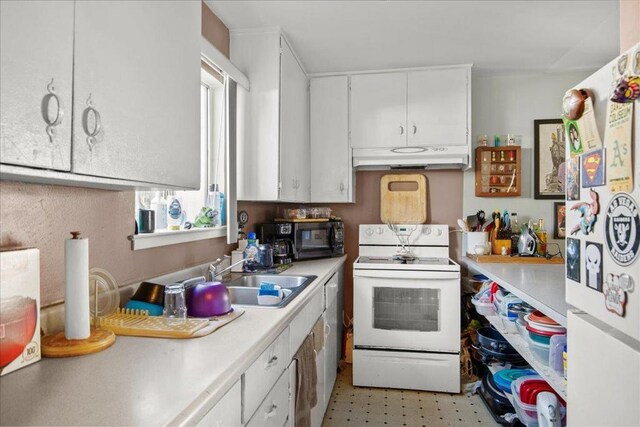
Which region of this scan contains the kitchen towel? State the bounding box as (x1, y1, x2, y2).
(312, 317, 325, 353)
(64, 233, 90, 339)
(293, 334, 318, 427)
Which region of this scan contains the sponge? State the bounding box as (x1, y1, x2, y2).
(258, 282, 281, 297)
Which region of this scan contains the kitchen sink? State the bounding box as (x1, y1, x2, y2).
(225, 275, 317, 308)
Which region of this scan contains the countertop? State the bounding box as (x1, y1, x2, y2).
(0, 256, 347, 427)
(461, 257, 567, 326)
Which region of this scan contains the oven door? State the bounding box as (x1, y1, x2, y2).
(294, 222, 334, 259)
(353, 269, 460, 353)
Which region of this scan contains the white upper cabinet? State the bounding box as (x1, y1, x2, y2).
(408, 68, 468, 147)
(349, 65, 470, 155)
(72, 1, 201, 188)
(233, 31, 310, 202)
(350, 72, 407, 148)
(0, 0, 74, 171)
(280, 39, 310, 202)
(310, 76, 354, 203)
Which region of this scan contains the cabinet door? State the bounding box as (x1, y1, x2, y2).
(72, 1, 201, 188)
(279, 37, 309, 202)
(0, 0, 73, 171)
(407, 68, 468, 147)
(310, 76, 352, 202)
(196, 380, 241, 427)
(324, 275, 340, 408)
(350, 72, 407, 148)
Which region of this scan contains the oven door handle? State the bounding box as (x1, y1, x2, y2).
(353, 270, 460, 280)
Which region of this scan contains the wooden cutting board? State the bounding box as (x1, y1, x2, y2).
(380, 174, 428, 223)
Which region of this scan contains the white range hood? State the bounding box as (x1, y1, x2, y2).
(352, 145, 470, 170)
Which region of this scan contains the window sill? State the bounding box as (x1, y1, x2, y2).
(129, 227, 227, 250)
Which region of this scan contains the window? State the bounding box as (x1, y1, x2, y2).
(131, 55, 240, 250)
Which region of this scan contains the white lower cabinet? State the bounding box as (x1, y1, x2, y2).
(202, 270, 342, 427)
(247, 369, 291, 427)
(244, 327, 291, 423)
(290, 289, 324, 357)
(196, 380, 241, 427)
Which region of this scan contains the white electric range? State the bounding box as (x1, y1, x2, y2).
(353, 224, 461, 393)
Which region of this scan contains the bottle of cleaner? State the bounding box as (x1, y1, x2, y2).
(151, 191, 168, 230)
(220, 191, 225, 225)
(243, 232, 259, 272)
(167, 191, 183, 230)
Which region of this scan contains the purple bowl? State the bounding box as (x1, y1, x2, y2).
(186, 282, 232, 317)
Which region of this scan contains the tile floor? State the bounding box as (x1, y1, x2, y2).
(322, 365, 498, 427)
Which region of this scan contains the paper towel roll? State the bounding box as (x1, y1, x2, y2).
(64, 232, 90, 339)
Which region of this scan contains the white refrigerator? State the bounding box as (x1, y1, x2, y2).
(564, 42, 640, 426)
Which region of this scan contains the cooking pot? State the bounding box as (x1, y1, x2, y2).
(186, 282, 232, 317)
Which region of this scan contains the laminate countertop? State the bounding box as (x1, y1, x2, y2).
(461, 257, 567, 326)
(0, 256, 347, 426)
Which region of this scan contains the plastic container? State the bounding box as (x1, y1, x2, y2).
(308, 207, 332, 218)
(528, 336, 551, 366)
(511, 376, 566, 427)
(284, 208, 308, 219)
(515, 318, 528, 341)
(471, 296, 495, 317)
(548, 334, 567, 375)
(499, 313, 518, 333)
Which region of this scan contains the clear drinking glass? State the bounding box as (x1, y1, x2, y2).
(163, 283, 187, 319)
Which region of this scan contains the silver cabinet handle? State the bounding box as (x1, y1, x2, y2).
(412, 124, 417, 134)
(265, 403, 277, 419)
(265, 355, 278, 368)
(83, 94, 102, 150)
(399, 125, 404, 135)
(339, 181, 345, 192)
(43, 79, 64, 142)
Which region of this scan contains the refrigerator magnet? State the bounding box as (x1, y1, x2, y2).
(566, 157, 581, 201)
(575, 97, 603, 150)
(570, 189, 600, 236)
(610, 75, 640, 103)
(581, 149, 605, 188)
(605, 193, 639, 266)
(564, 118, 583, 157)
(604, 273, 627, 317)
(585, 242, 603, 292)
(603, 101, 633, 192)
(566, 238, 581, 282)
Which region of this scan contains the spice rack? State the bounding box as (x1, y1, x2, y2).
(475, 146, 521, 197)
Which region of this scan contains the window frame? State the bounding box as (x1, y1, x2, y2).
(129, 39, 245, 250)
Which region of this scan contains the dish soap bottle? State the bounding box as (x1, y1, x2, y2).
(151, 191, 168, 230)
(167, 191, 183, 231)
(243, 232, 259, 272)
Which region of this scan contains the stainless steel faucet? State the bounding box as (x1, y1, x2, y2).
(208, 255, 254, 281)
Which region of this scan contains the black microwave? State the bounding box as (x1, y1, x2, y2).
(257, 221, 344, 260)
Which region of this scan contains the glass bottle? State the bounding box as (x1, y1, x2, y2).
(536, 218, 548, 256)
(510, 213, 520, 255)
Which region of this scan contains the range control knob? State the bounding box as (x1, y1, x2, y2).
(376, 227, 384, 235)
(435, 228, 443, 236)
(365, 227, 374, 236)
(422, 226, 432, 235)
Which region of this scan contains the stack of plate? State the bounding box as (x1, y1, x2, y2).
(524, 311, 566, 366)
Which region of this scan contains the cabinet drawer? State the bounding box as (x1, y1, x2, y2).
(247, 369, 290, 427)
(290, 288, 324, 355)
(244, 327, 290, 422)
(196, 380, 241, 427)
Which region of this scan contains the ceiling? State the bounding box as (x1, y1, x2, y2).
(209, 1, 620, 74)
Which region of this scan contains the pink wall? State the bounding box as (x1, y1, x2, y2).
(321, 170, 463, 319)
(0, 182, 275, 306)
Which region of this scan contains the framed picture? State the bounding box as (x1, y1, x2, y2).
(554, 202, 566, 239)
(534, 119, 566, 199)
